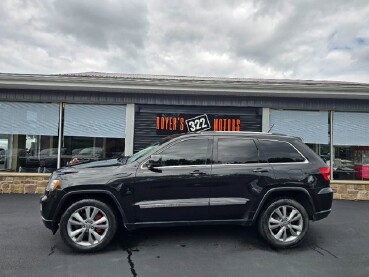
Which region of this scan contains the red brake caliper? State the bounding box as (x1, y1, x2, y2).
(95, 213, 103, 235)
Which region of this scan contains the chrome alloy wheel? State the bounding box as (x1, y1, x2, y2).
(67, 206, 109, 247)
(268, 205, 303, 243)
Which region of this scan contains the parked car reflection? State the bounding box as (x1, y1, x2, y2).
(18, 148, 69, 173)
(69, 147, 103, 165)
(0, 149, 5, 164)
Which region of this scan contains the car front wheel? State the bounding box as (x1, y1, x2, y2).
(60, 199, 117, 252)
(258, 198, 309, 248)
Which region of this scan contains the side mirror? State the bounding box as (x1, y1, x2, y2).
(147, 154, 162, 169)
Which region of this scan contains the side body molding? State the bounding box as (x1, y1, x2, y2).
(134, 197, 249, 209)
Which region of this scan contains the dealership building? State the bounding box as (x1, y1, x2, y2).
(0, 72, 368, 200)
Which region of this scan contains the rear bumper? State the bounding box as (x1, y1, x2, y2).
(313, 209, 331, 221)
(313, 187, 333, 221)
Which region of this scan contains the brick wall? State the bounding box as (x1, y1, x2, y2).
(331, 181, 369, 200)
(0, 173, 50, 194)
(1, 173, 369, 200)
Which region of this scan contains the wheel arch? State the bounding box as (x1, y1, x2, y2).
(252, 187, 315, 223)
(53, 190, 127, 233)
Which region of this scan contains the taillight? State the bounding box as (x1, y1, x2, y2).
(319, 167, 330, 181)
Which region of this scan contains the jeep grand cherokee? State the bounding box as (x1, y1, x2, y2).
(40, 132, 333, 252)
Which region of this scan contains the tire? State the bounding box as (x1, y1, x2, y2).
(258, 198, 309, 248)
(60, 199, 117, 253)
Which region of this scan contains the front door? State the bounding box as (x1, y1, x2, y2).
(209, 136, 274, 220)
(133, 137, 213, 222)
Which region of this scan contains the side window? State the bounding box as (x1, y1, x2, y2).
(217, 138, 259, 164)
(259, 140, 305, 163)
(159, 139, 210, 166)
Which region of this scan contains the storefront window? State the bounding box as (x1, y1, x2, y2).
(0, 102, 59, 172)
(306, 144, 330, 162)
(333, 112, 369, 180)
(270, 109, 329, 164)
(0, 103, 127, 172)
(61, 104, 126, 166)
(62, 136, 125, 166)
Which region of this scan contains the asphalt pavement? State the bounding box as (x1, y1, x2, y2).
(0, 194, 368, 277)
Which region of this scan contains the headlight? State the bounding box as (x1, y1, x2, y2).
(46, 179, 61, 191)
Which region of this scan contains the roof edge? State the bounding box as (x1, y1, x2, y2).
(0, 73, 369, 100)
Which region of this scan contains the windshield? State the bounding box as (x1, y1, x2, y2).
(126, 144, 159, 164)
(126, 134, 182, 164)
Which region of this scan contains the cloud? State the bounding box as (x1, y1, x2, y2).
(48, 0, 148, 50)
(0, 0, 149, 73)
(0, 0, 368, 82)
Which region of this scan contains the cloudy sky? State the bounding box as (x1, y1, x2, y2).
(1, 0, 369, 82)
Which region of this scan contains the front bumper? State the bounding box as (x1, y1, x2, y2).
(40, 194, 59, 234)
(41, 216, 55, 230)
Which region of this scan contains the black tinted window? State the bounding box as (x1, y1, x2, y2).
(259, 140, 305, 163)
(217, 138, 258, 164)
(159, 139, 209, 166)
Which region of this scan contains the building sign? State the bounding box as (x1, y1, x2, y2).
(156, 113, 241, 135)
(186, 114, 211, 132)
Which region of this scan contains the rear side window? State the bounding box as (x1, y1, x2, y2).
(217, 138, 259, 164)
(259, 140, 305, 163)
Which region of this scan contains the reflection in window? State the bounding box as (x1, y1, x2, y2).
(159, 139, 209, 166)
(259, 140, 305, 163)
(332, 146, 369, 180)
(0, 135, 59, 173)
(64, 137, 124, 166)
(306, 144, 329, 162)
(217, 139, 258, 164)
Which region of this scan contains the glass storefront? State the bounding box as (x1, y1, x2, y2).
(0, 134, 59, 172)
(1, 101, 369, 182)
(62, 136, 125, 167)
(0, 102, 59, 172)
(61, 104, 126, 167)
(0, 102, 126, 172)
(270, 109, 329, 164)
(333, 112, 369, 180)
(270, 109, 369, 181)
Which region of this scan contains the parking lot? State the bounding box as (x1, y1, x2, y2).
(0, 195, 368, 277)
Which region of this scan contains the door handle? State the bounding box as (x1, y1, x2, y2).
(190, 170, 207, 176)
(253, 168, 269, 173)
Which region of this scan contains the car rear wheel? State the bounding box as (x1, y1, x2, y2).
(258, 198, 309, 248)
(60, 199, 117, 252)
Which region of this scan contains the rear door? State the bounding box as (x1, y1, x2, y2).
(209, 136, 274, 220)
(257, 139, 310, 187)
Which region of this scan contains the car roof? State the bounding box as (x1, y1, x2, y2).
(174, 131, 300, 141)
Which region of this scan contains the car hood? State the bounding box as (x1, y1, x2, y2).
(53, 159, 137, 188)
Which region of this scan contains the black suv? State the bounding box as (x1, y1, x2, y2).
(40, 132, 333, 252)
